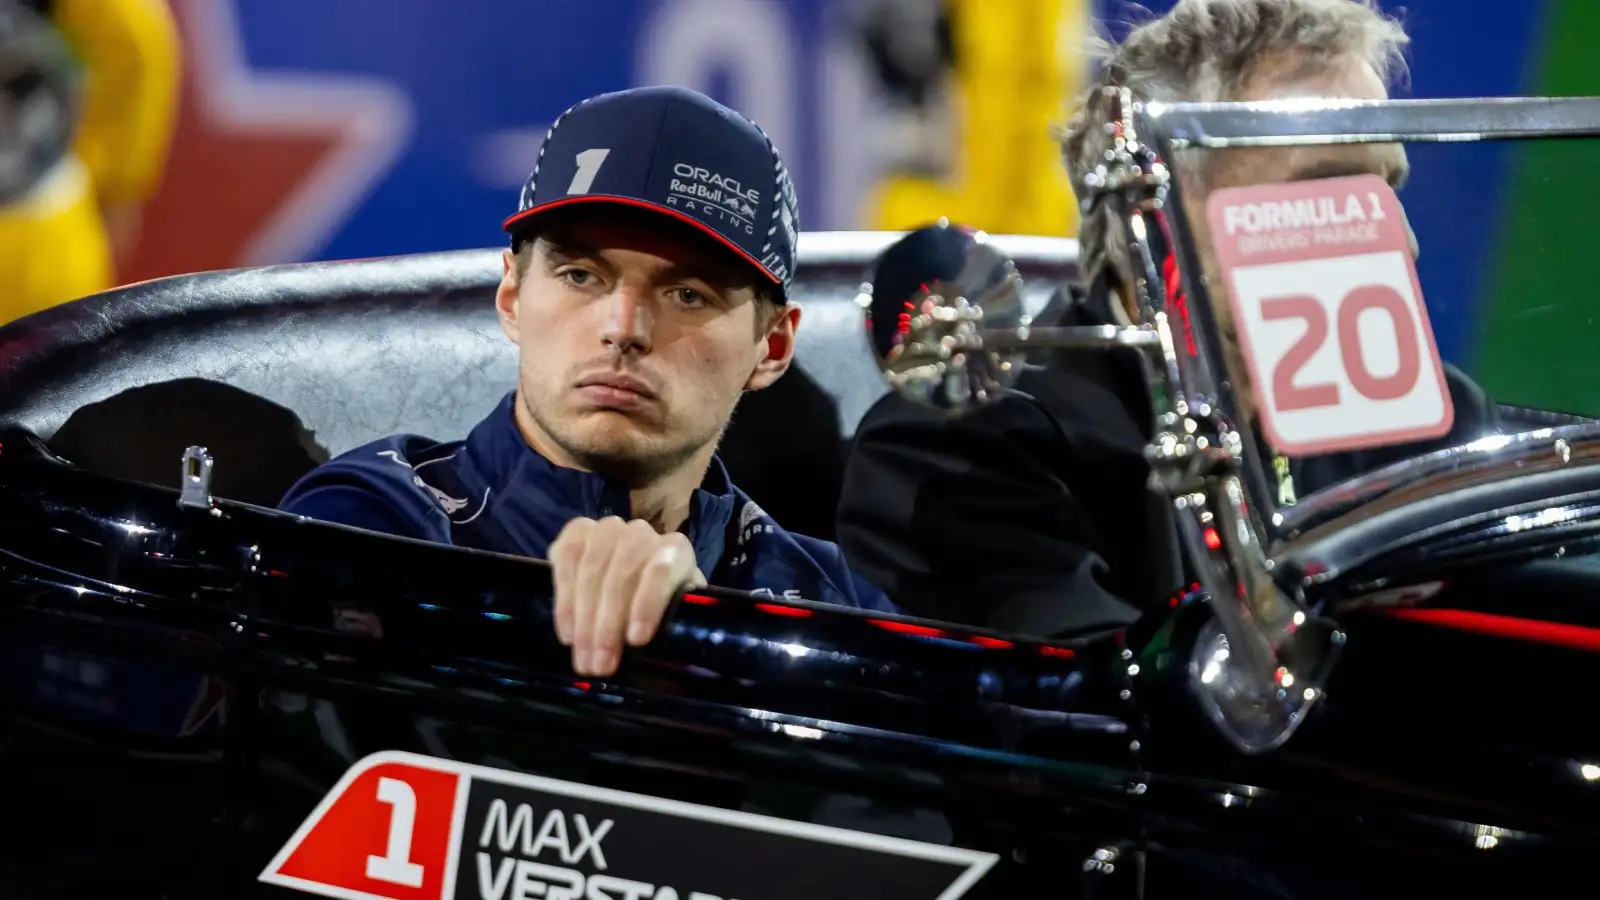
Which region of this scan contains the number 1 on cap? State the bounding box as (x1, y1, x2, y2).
(1206, 174, 1453, 458)
(567, 148, 611, 195)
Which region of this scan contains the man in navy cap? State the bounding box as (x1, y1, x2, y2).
(279, 86, 893, 677)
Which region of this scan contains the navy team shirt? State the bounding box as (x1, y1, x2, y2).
(278, 393, 896, 613)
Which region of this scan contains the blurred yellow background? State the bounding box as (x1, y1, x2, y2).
(865, 0, 1084, 237)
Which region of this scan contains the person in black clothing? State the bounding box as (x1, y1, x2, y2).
(835, 0, 1500, 637)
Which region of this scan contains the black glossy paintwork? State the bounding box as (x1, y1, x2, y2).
(1, 434, 1597, 898)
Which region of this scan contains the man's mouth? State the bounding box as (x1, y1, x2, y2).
(574, 373, 658, 411)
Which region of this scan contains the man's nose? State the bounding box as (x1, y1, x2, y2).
(600, 283, 653, 354)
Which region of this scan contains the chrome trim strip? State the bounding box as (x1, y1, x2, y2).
(1145, 96, 1600, 148)
(1274, 425, 1600, 538)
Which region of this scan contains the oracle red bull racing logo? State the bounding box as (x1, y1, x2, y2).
(260, 751, 996, 900)
(667, 163, 760, 235)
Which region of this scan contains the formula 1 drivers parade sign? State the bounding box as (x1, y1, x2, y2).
(260, 751, 997, 900)
(1206, 173, 1454, 457)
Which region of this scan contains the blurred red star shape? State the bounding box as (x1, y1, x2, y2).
(122, 0, 412, 284)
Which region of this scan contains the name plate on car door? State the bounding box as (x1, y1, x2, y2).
(260, 751, 998, 900)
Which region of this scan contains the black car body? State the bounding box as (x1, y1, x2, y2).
(3, 97, 1600, 899)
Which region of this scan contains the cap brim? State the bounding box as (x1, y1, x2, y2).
(502, 195, 781, 289)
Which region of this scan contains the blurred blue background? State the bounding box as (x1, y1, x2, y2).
(123, 0, 1568, 371)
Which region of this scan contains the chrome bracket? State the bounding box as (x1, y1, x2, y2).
(178, 445, 218, 513)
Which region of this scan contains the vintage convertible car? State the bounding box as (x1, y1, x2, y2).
(3, 95, 1599, 899)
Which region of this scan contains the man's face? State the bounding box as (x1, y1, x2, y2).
(494, 209, 798, 486)
(1179, 51, 1413, 421)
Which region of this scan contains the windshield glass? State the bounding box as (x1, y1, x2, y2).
(1174, 134, 1600, 508)
(1415, 138, 1600, 419)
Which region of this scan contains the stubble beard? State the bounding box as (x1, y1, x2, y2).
(522, 391, 707, 490)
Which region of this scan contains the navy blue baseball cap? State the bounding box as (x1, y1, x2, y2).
(503, 86, 800, 299)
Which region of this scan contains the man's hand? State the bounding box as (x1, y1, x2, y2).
(549, 517, 706, 677)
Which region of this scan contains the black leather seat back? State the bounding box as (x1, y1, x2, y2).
(0, 234, 1080, 533)
(0, 251, 514, 455)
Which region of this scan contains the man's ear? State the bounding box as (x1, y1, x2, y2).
(495, 248, 521, 344)
(745, 303, 801, 392)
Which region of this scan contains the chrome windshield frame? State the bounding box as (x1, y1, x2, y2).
(1099, 93, 1600, 751)
(862, 92, 1600, 755)
(1136, 95, 1600, 560)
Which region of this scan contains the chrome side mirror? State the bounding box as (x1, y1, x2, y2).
(860, 222, 1028, 411)
(861, 221, 1163, 409)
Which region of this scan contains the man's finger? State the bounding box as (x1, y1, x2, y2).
(626, 534, 697, 647)
(569, 517, 623, 674)
(549, 518, 592, 646)
(587, 521, 656, 675)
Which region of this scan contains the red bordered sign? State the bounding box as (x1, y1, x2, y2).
(1207, 174, 1453, 457)
(260, 751, 998, 900)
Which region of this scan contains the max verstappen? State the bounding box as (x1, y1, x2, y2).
(280, 86, 895, 678)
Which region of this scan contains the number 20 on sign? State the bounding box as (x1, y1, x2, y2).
(1207, 173, 1453, 457)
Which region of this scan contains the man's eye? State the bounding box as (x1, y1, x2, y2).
(558, 268, 595, 287)
(671, 287, 710, 308)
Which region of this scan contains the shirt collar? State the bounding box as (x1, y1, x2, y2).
(463, 392, 740, 569)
